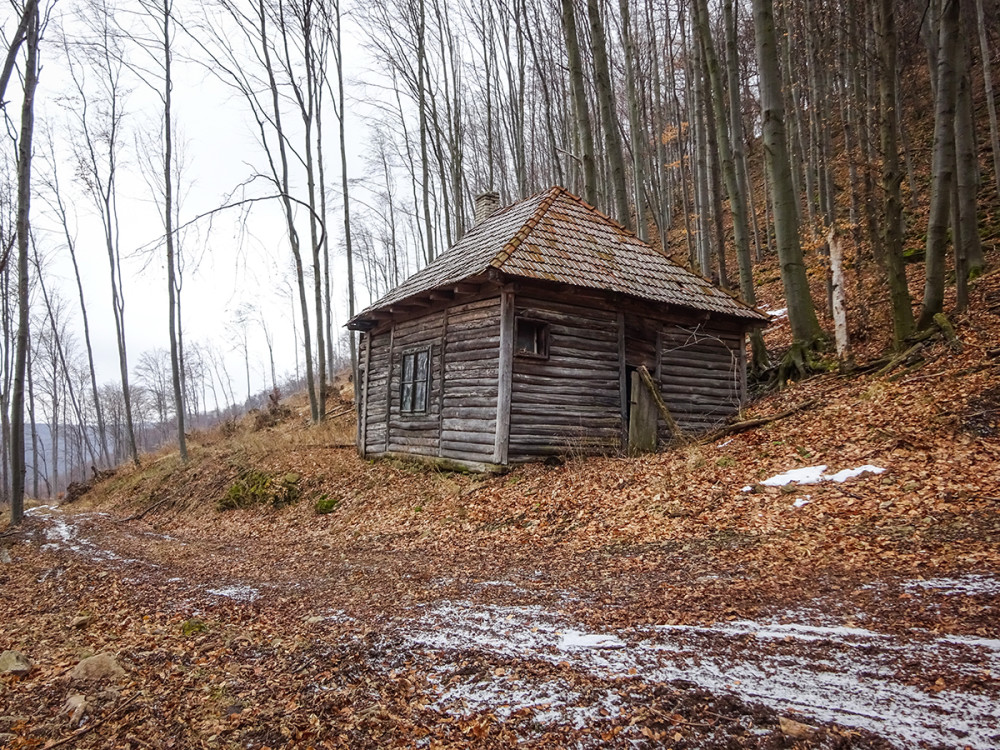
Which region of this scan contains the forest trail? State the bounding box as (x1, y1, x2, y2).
(3, 270, 999, 748)
(4, 502, 998, 748)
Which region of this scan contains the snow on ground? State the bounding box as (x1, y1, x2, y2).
(403, 597, 1000, 749)
(28, 507, 262, 606)
(903, 574, 1000, 597)
(206, 585, 260, 602)
(742, 464, 885, 491)
(27, 506, 135, 563)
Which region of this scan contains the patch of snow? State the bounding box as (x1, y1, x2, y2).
(402, 599, 1000, 749)
(746, 464, 885, 490)
(825, 465, 886, 483)
(792, 497, 811, 508)
(558, 631, 626, 650)
(904, 574, 1000, 597)
(761, 465, 828, 486)
(206, 585, 259, 602)
(717, 438, 734, 448)
(767, 308, 788, 319)
(36, 512, 137, 563)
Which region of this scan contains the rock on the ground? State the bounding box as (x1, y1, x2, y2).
(71, 614, 95, 629)
(0, 651, 32, 677)
(62, 694, 87, 724)
(779, 716, 817, 739)
(70, 654, 125, 682)
(0, 548, 11, 564)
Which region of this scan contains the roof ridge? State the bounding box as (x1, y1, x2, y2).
(488, 186, 563, 270)
(558, 188, 637, 239)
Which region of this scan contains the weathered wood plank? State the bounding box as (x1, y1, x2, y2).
(660, 374, 741, 391)
(360, 332, 371, 455)
(510, 390, 619, 407)
(384, 324, 395, 453)
(661, 359, 741, 376)
(512, 373, 620, 389)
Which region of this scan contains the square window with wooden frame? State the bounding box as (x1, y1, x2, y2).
(515, 318, 549, 358)
(400, 349, 430, 414)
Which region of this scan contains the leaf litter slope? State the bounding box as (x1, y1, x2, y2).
(2, 272, 1000, 748)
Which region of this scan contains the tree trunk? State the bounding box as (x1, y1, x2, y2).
(586, 0, 630, 228)
(619, 0, 646, 239)
(694, 0, 766, 370)
(10, 1, 39, 524)
(953, 15, 984, 279)
(753, 0, 822, 346)
(416, 0, 434, 262)
(974, 0, 1000, 202)
(918, 0, 960, 329)
(561, 0, 597, 207)
(877, 0, 914, 348)
(828, 227, 850, 359)
(160, 0, 187, 462)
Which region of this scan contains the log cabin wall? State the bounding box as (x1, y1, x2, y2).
(385, 310, 447, 457)
(359, 279, 751, 466)
(360, 328, 390, 456)
(359, 295, 503, 466)
(440, 296, 502, 465)
(505, 281, 750, 459)
(508, 291, 622, 459)
(657, 322, 746, 437)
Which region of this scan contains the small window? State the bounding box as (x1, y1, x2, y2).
(400, 349, 430, 413)
(515, 318, 549, 358)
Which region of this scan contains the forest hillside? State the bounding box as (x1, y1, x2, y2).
(1, 250, 998, 748)
(3, 0, 1000, 745)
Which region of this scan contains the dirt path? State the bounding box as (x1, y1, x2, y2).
(2, 504, 997, 749)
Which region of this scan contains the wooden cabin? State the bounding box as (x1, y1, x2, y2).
(347, 186, 767, 471)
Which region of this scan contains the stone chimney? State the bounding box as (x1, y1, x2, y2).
(474, 191, 501, 225)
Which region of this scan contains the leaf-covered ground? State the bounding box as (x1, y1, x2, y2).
(2, 272, 1000, 748)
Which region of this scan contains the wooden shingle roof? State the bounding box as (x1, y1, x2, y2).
(349, 186, 767, 327)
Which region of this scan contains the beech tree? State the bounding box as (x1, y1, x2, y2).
(752, 0, 822, 357)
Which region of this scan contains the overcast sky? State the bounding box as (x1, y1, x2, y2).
(24, 0, 376, 404)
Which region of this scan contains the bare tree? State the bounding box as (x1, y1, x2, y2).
(63, 0, 140, 464)
(9, 0, 41, 524)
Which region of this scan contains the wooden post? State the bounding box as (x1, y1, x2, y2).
(618, 310, 627, 448)
(628, 370, 657, 454)
(384, 323, 394, 453)
(359, 333, 371, 456)
(738, 332, 748, 405)
(494, 288, 514, 465)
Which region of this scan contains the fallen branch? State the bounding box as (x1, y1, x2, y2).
(324, 407, 354, 419)
(637, 365, 684, 440)
(44, 694, 139, 749)
(876, 341, 926, 377)
(701, 399, 818, 442)
(116, 498, 170, 523)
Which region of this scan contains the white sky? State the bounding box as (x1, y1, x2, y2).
(22, 0, 378, 404)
